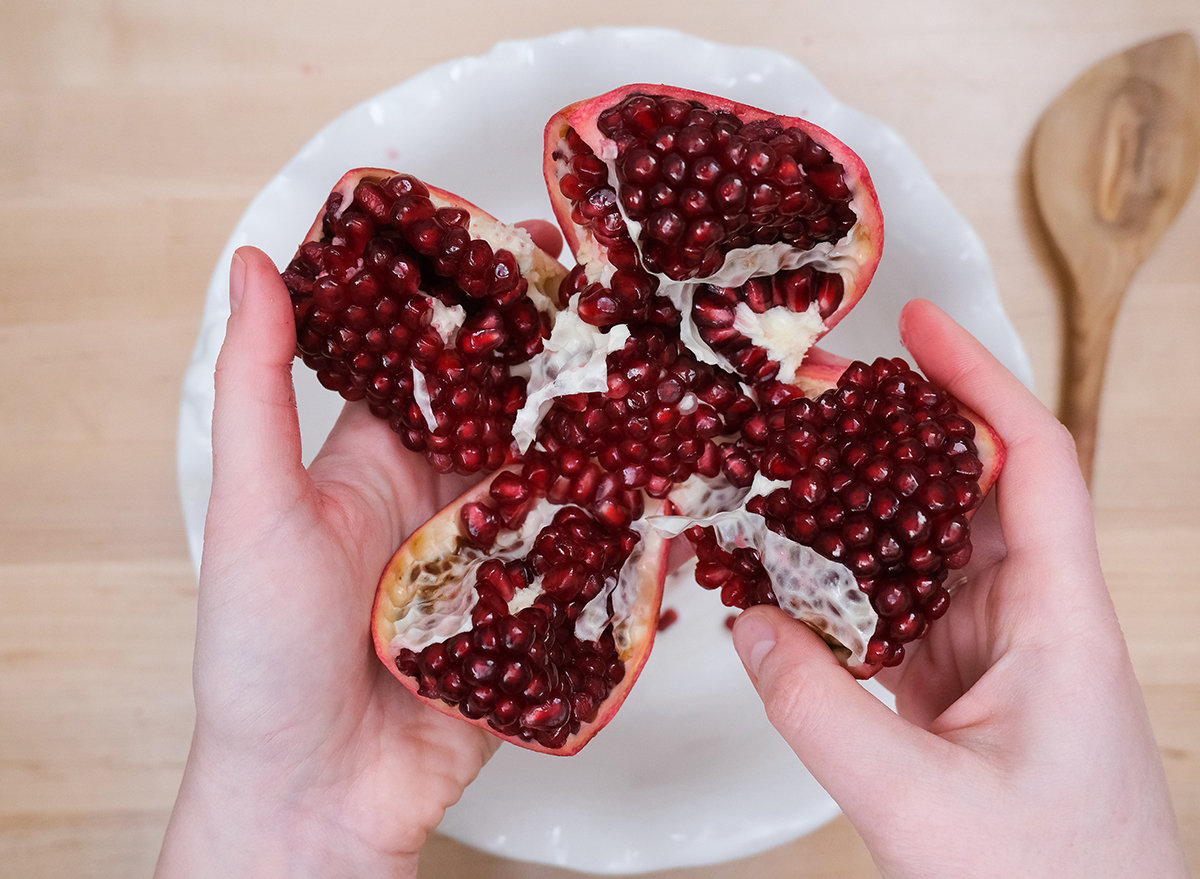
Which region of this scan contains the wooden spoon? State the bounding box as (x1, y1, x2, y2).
(1031, 31, 1200, 486)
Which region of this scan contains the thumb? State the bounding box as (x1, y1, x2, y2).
(209, 246, 306, 513)
(732, 606, 938, 818)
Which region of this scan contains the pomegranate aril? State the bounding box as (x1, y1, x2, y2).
(459, 502, 500, 548)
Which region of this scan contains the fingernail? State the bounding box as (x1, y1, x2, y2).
(733, 614, 776, 677)
(229, 250, 247, 314)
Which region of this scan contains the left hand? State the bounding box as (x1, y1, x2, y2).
(157, 227, 561, 877)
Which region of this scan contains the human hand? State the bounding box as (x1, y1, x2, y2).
(158, 223, 561, 879)
(731, 300, 1188, 877)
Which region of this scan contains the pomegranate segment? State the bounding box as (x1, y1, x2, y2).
(683, 352, 1004, 678)
(689, 266, 847, 386)
(373, 471, 668, 755)
(281, 169, 568, 474)
(543, 85, 884, 383)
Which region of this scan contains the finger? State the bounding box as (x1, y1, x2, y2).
(898, 299, 1096, 566)
(516, 219, 563, 259)
(732, 606, 946, 823)
(210, 247, 306, 508)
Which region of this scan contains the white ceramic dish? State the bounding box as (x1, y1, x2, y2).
(178, 27, 1033, 875)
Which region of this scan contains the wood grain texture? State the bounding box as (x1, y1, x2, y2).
(1032, 32, 1200, 483)
(2, 2, 1199, 877)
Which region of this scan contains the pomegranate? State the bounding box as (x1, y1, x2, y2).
(276, 85, 1005, 755)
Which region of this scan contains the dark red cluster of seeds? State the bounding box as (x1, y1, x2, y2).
(281, 173, 548, 473)
(581, 93, 857, 282)
(558, 256, 676, 328)
(395, 505, 634, 749)
(536, 327, 756, 511)
(689, 531, 778, 609)
(453, 328, 755, 536)
(692, 265, 847, 384)
(554, 126, 671, 328)
(690, 357, 985, 668)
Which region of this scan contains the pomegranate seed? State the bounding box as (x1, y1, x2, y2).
(460, 502, 500, 548)
(656, 608, 680, 631)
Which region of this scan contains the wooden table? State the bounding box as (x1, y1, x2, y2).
(2, 3, 1198, 876)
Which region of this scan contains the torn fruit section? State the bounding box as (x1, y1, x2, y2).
(282, 170, 566, 475)
(544, 85, 884, 384)
(669, 354, 1003, 677)
(373, 468, 669, 754)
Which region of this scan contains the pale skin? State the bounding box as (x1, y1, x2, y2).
(157, 241, 1188, 878)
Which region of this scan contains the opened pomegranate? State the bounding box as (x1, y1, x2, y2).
(277, 85, 1004, 755)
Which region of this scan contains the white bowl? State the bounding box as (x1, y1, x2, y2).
(178, 27, 1033, 875)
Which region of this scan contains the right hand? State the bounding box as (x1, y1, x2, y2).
(732, 299, 1188, 877)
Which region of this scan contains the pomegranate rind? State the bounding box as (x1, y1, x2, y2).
(371, 471, 669, 756)
(543, 84, 884, 335)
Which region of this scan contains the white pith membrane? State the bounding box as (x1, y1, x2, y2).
(426, 298, 468, 340)
(383, 495, 652, 658)
(410, 366, 437, 432)
(654, 472, 878, 670)
(575, 517, 651, 651)
(510, 310, 631, 453)
(554, 132, 871, 384)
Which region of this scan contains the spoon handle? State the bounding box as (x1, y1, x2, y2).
(1060, 269, 1127, 486)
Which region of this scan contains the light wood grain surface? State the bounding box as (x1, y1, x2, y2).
(2, 3, 1198, 877)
